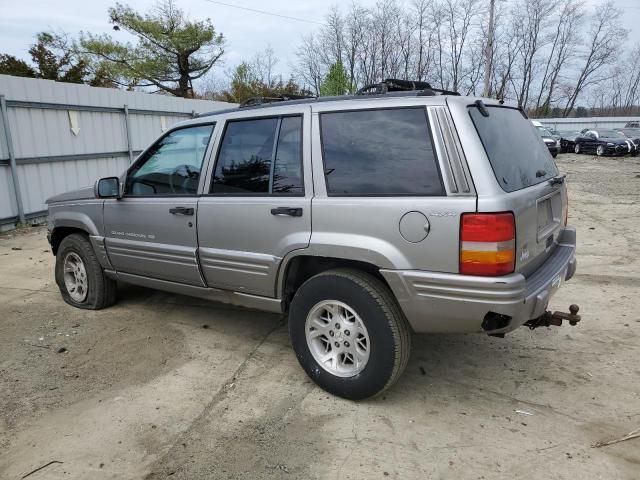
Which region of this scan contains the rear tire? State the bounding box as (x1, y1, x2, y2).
(288, 268, 411, 400)
(55, 233, 117, 310)
(596, 145, 604, 156)
(574, 143, 581, 154)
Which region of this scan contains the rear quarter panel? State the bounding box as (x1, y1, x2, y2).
(308, 98, 476, 273)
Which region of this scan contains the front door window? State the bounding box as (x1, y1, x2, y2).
(127, 124, 214, 196)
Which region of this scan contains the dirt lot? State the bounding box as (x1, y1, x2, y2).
(1, 152, 639, 480)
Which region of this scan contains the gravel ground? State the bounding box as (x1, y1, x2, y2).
(0, 152, 639, 479)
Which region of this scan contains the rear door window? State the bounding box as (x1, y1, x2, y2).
(469, 106, 558, 192)
(211, 118, 277, 194)
(211, 116, 303, 195)
(319, 108, 444, 196)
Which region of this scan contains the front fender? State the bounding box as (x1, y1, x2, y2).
(48, 203, 103, 237)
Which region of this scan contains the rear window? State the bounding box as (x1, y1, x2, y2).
(469, 106, 558, 192)
(320, 108, 444, 196)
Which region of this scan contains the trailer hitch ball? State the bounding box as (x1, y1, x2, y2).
(525, 304, 581, 330)
(568, 304, 580, 326)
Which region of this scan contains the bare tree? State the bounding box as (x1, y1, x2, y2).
(621, 44, 640, 113)
(290, 0, 635, 114)
(511, 0, 555, 108)
(344, 3, 368, 91)
(534, 0, 584, 114)
(294, 34, 325, 95)
(396, 11, 416, 80)
(412, 0, 436, 82)
(440, 0, 484, 92)
(252, 45, 278, 86)
(562, 1, 627, 116)
(319, 6, 345, 69)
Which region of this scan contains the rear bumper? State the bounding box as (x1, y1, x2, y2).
(381, 226, 577, 334)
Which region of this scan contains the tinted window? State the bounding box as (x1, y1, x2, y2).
(320, 108, 443, 195)
(212, 118, 277, 194)
(469, 106, 558, 192)
(127, 124, 214, 196)
(273, 116, 303, 194)
(211, 116, 303, 195)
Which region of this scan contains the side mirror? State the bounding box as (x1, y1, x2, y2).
(95, 177, 121, 198)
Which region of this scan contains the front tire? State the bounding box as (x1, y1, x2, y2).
(288, 268, 411, 400)
(574, 143, 581, 154)
(596, 145, 604, 156)
(55, 233, 117, 310)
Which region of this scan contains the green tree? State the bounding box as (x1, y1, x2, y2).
(0, 32, 88, 83)
(0, 55, 36, 78)
(217, 62, 310, 104)
(319, 62, 349, 97)
(575, 106, 589, 118)
(79, 0, 225, 97)
(29, 32, 88, 83)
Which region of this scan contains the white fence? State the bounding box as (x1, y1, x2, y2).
(0, 75, 231, 230)
(535, 116, 639, 131)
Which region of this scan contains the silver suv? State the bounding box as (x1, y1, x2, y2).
(46, 82, 578, 399)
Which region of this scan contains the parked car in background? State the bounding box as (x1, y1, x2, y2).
(624, 121, 640, 128)
(555, 130, 582, 153)
(532, 121, 559, 157)
(614, 128, 640, 153)
(574, 129, 637, 156)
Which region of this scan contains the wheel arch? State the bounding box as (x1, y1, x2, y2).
(50, 226, 91, 255)
(277, 253, 393, 310)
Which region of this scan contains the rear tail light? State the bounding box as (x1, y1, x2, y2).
(460, 213, 516, 276)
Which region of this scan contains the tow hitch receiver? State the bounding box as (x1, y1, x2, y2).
(525, 304, 581, 330)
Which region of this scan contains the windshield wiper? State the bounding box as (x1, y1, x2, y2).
(549, 174, 566, 186)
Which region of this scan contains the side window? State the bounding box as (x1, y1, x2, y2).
(211, 116, 303, 195)
(273, 116, 303, 194)
(320, 108, 444, 195)
(127, 124, 214, 196)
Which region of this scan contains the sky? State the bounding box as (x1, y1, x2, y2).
(1, 0, 639, 84)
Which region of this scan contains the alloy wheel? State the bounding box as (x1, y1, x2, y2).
(305, 300, 371, 377)
(63, 252, 88, 302)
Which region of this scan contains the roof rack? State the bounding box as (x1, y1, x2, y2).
(356, 78, 460, 96)
(239, 94, 317, 108)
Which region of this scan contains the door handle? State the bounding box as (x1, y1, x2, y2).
(270, 207, 303, 217)
(169, 207, 194, 216)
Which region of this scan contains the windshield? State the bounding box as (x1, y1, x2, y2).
(535, 126, 553, 137)
(598, 129, 625, 138)
(469, 106, 559, 193)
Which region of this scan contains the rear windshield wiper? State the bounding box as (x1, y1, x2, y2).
(474, 100, 490, 117)
(548, 174, 566, 185)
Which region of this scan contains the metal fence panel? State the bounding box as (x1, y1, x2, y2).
(534, 117, 640, 131)
(0, 166, 17, 219)
(0, 75, 232, 228)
